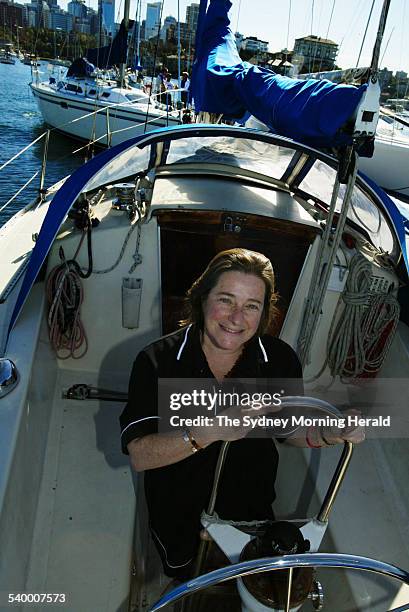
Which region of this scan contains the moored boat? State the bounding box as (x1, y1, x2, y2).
(0, 50, 16, 65)
(30, 71, 181, 148)
(29, 23, 184, 148)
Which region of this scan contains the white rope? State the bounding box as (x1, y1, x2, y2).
(327, 253, 400, 379)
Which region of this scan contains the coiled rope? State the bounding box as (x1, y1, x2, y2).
(46, 221, 92, 359)
(327, 253, 400, 379)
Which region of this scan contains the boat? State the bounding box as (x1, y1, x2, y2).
(1, 123, 409, 611)
(30, 70, 181, 147)
(358, 112, 409, 198)
(30, 23, 183, 148)
(1, 0, 409, 610)
(22, 53, 38, 66)
(0, 50, 16, 65)
(295, 70, 409, 199)
(47, 58, 71, 68)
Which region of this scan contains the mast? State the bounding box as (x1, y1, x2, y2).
(119, 0, 131, 88)
(369, 0, 391, 79)
(177, 0, 181, 87)
(136, 0, 141, 66)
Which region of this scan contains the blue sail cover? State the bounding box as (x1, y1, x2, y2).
(66, 58, 95, 78)
(192, 0, 366, 149)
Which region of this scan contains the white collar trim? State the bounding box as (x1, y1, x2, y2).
(176, 324, 193, 360)
(258, 337, 268, 362)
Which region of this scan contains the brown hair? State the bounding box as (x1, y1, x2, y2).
(183, 248, 279, 335)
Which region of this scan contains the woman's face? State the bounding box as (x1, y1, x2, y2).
(202, 271, 266, 353)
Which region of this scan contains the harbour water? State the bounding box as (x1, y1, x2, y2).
(0, 61, 88, 227)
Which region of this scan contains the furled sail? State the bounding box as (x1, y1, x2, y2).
(192, 0, 367, 149)
(86, 19, 134, 69)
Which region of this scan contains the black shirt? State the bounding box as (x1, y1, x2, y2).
(120, 325, 303, 576)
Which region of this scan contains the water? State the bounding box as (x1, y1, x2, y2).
(0, 61, 89, 227)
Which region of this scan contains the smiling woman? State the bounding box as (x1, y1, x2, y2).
(185, 249, 278, 379)
(119, 248, 364, 580)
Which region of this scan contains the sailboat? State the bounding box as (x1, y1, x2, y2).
(294, 68, 409, 199)
(358, 112, 409, 198)
(30, 22, 182, 147)
(1, 0, 409, 610)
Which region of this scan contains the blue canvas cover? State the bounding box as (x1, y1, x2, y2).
(192, 0, 367, 149)
(66, 57, 95, 78)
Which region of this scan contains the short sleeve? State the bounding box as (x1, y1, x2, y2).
(119, 351, 159, 454)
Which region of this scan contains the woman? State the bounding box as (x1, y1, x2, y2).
(119, 249, 363, 578)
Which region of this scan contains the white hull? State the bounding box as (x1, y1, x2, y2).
(359, 132, 409, 197)
(31, 83, 180, 147)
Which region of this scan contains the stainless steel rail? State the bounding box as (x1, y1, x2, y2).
(186, 396, 353, 612)
(0, 86, 183, 217)
(150, 553, 409, 611)
(317, 440, 353, 522)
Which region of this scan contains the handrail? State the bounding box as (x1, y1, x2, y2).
(317, 441, 353, 522)
(43, 86, 181, 133)
(70, 113, 171, 155)
(192, 397, 349, 587)
(0, 172, 39, 214)
(0, 85, 182, 217)
(150, 553, 409, 611)
(0, 132, 47, 173)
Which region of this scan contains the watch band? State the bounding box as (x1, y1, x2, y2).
(182, 428, 202, 453)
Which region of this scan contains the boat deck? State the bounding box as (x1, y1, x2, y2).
(23, 369, 135, 612)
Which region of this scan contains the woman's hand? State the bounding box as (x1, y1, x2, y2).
(321, 409, 365, 445)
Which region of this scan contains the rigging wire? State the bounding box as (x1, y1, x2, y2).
(317, 0, 336, 73)
(311, 0, 315, 35)
(337, 0, 367, 56)
(286, 0, 292, 52)
(310, 0, 326, 72)
(235, 0, 242, 34)
(355, 0, 376, 68)
(379, 26, 394, 66)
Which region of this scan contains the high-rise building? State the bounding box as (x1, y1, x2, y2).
(185, 3, 199, 36)
(160, 15, 176, 42)
(98, 0, 115, 37)
(88, 7, 99, 35)
(68, 0, 86, 20)
(23, 3, 37, 27)
(35, 0, 50, 29)
(0, 1, 24, 27)
(50, 7, 73, 31)
(145, 2, 161, 40)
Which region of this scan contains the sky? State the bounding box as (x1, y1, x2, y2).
(62, 0, 409, 74)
